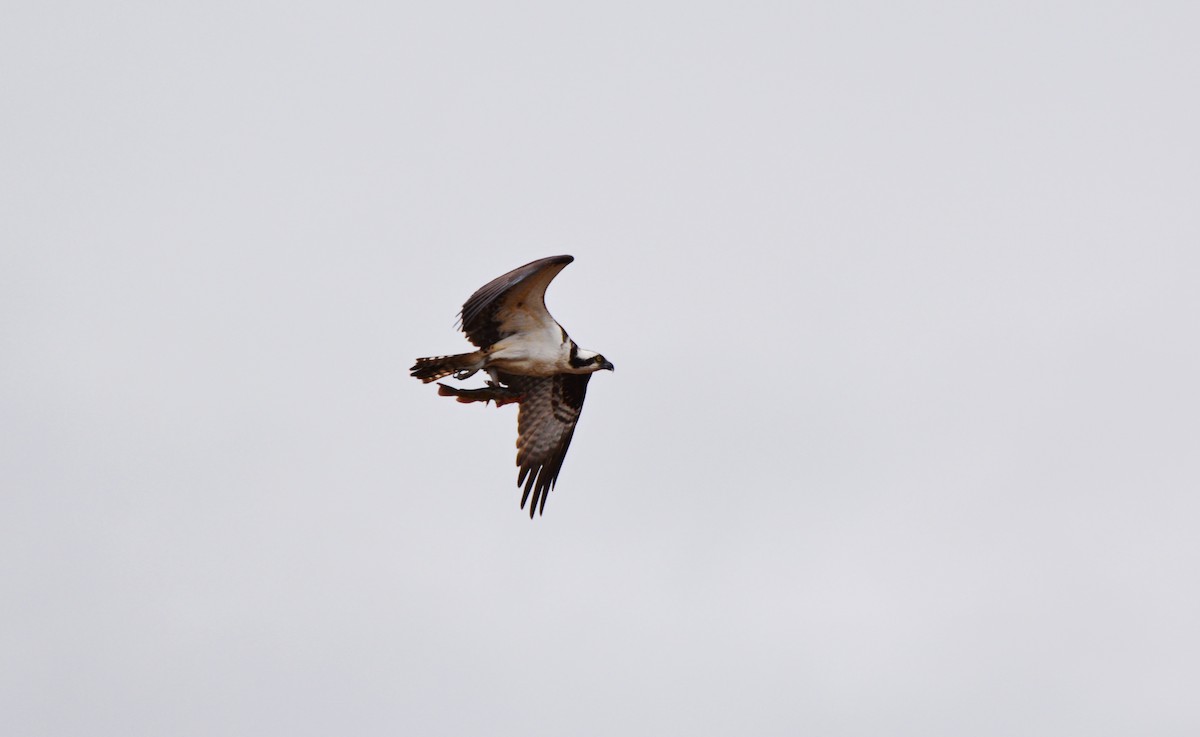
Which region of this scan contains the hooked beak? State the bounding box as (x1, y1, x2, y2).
(601, 360, 615, 372)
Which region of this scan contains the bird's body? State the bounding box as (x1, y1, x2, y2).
(488, 327, 579, 377)
(411, 255, 613, 517)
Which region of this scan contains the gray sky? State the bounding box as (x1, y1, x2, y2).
(3, 2, 1198, 735)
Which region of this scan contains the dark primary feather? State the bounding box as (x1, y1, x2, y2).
(497, 371, 591, 518)
(459, 255, 573, 348)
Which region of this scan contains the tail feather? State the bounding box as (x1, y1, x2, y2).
(411, 352, 483, 383)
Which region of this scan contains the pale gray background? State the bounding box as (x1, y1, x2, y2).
(2, 2, 1198, 736)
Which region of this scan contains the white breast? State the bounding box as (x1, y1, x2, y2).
(486, 322, 570, 376)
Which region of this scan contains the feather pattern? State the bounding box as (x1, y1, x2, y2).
(459, 255, 573, 348)
(499, 371, 591, 517)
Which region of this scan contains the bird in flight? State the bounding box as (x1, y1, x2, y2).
(411, 255, 614, 517)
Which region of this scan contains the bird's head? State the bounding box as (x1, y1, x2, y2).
(572, 348, 615, 373)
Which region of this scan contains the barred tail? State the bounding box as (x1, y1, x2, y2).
(410, 352, 483, 383)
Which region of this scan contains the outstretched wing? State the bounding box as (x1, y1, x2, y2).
(459, 255, 573, 348)
(499, 371, 592, 517)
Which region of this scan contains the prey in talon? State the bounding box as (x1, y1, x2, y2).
(436, 382, 525, 407)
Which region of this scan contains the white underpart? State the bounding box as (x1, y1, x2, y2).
(486, 321, 572, 377)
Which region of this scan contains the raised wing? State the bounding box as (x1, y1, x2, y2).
(459, 255, 573, 348)
(499, 371, 592, 517)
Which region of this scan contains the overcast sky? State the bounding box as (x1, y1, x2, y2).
(3, 2, 1198, 736)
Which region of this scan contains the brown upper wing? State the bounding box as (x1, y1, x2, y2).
(498, 371, 592, 517)
(459, 255, 573, 348)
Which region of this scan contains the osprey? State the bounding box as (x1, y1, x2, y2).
(411, 255, 613, 517)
